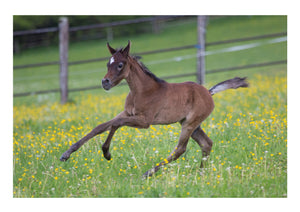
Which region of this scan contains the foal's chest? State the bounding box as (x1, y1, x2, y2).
(124, 92, 161, 117)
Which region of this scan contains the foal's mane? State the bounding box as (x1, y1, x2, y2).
(131, 55, 165, 83)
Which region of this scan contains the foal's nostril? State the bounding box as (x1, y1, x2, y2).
(102, 78, 110, 84)
(102, 78, 111, 90)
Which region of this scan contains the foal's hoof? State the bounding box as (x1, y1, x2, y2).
(104, 152, 111, 160)
(60, 153, 70, 162)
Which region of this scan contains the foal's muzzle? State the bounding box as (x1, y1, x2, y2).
(102, 78, 112, 90)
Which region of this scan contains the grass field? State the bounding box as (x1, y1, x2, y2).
(13, 71, 287, 197)
(13, 16, 287, 198)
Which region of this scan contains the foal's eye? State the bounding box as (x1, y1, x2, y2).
(117, 62, 124, 70)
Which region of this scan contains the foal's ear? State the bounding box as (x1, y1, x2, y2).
(121, 40, 131, 56)
(107, 42, 116, 55)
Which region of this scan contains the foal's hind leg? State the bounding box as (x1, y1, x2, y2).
(191, 126, 213, 168)
(143, 122, 198, 178)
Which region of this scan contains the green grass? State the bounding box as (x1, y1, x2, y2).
(13, 71, 287, 197)
(13, 16, 287, 197)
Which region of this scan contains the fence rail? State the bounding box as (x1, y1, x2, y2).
(13, 31, 287, 70)
(13, 60, 287, 97)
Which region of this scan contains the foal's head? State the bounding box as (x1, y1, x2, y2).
(102, 41, 132, 90)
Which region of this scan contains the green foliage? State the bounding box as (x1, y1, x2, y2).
(13, 15, 155, 52)
(13, 15, 147, 31)
(13, 15, 58, 30)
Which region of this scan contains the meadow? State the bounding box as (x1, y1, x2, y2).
(13, 16, 287, 197)
(13, 70, 287, 197)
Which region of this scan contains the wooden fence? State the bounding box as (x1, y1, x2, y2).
(13, 16, 287, 104)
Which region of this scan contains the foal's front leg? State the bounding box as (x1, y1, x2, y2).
(60, 111, 127, 162)
(101, 115, 151, 160)
(101, 126, 117, 160)
(60, 112, 150, 162)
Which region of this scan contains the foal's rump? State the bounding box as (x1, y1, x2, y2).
(152, 81, 214, 125)
(182, 82, 215, 123)
(152, 77, 248, 126)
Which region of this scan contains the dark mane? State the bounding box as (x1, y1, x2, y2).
(131, 56, 165, 83)
(113, 45, 165, 83)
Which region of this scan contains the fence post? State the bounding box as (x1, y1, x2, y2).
(59, 17, 69, 104)
(106, 27, 113, 41)
(196, 16, 207, 85)
(152, 17, 161, 34)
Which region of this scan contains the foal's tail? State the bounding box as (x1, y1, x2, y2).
(209, 77, 249, 96)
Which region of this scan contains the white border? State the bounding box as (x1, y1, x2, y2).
(3, 1, 299, 212)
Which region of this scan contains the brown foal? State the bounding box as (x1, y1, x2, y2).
(60, 41, 248, 177)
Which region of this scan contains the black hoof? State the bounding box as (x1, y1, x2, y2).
(103, 152, 111, 160)
(60, 153, 70, 162)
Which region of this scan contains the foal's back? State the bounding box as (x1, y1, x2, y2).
(152, 81, 214, 125)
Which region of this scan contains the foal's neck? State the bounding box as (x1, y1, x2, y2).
(126, 61, 161, 95)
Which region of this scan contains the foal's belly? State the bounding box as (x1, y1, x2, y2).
(152, 111, 184, 125)
(152, 102, 190, 125)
